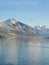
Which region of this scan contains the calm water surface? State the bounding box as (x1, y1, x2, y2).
(0, 37, 49, 65)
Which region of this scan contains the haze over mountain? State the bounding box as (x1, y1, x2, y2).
(0, 18, 49, 38)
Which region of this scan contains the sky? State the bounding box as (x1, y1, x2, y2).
(0, 0, 49, 27)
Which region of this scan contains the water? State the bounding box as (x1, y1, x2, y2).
(0, 36, 49, 65)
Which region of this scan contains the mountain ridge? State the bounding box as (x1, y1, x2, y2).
(0, 18, 49, 38)
(0, 18, 37, 37)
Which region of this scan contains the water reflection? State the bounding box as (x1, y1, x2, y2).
(0, 37, 49, 65)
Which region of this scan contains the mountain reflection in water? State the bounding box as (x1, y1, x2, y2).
(0, 36, 49, 65)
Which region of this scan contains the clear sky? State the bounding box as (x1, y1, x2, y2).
(0, 0, 49, 27)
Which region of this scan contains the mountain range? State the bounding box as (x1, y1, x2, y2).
(0, 18, 49, 38)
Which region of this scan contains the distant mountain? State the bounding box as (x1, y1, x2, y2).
(0, 18, 37, 37)
(0, 18, 49, 38)
(34, 26, 49, 38)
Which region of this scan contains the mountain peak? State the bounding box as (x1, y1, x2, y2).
(4, 18, 19, 25)
(11, 18, 17, 24)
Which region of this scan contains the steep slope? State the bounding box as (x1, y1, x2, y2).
(0, 18, 36, 37)
(4, 18, 36, 34)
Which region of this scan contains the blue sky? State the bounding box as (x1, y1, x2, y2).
(0, 0, 49, 27)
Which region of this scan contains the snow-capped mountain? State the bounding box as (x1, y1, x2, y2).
(34, 26, 49, 38)
(0, 18, 36, 37)
(4, 18, 35, 34)
(0, 18, 49, 38)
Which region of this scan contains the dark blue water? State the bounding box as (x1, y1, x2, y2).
(0, 37, 49, 65)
